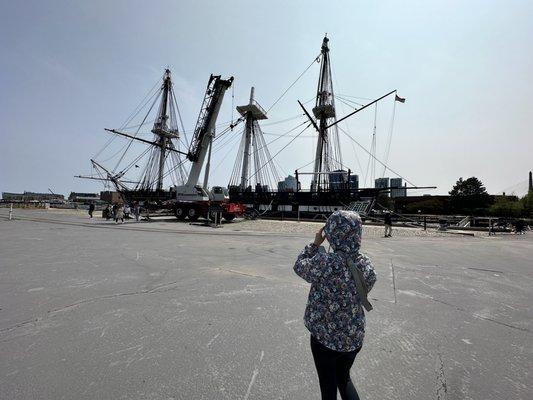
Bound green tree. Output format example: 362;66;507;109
404;198;450;214
489;196;522;217
520;191;533;218
449;177;491;213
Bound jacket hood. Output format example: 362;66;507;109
324;210;362;254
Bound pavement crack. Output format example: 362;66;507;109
467;267;504;274
430;298;529;333
435;353;447;399
220;268;267;279
48;281;182;315
472;314;530;333
0;318;40;334
391;259;397;304
0;281;183;336
430;298;466;312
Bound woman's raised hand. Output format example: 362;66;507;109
313;226;326;246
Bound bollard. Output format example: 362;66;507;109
423;216;427;231
9;203;13;220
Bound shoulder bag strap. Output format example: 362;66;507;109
346;257;373;312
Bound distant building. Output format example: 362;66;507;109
277;175;298;192
349;174;359;190
1;191;64;202
2;192;24;201
329;170;348;190
100;191;124;204
374;177;389;189
328;170;359;190
68;192;100;202
390;178;407;198
254;183;270;193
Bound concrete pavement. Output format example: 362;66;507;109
0;209;531;399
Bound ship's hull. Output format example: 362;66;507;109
229;188;379;218
117;189;176;212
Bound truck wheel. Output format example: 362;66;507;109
223;213;235;222
244;209;259;220
175;206;186;220
188;207;199;221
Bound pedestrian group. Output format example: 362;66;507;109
94;201;141;223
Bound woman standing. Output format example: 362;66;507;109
294;210;376;400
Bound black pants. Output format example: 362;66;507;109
311;335;361;400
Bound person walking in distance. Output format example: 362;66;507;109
294;210;377;400
133;201;141;222
115;204;125;224
88;202;95;219
384;211;393;237
123;203;131;219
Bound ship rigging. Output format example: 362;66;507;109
77;69;190;203
77;35;435;219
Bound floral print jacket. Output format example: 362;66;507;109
293;211;377;352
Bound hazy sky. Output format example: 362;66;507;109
1;0;532;197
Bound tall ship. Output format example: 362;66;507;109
79;36;432;220
227;36;427;218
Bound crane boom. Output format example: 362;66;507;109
171;74;244;221
175;75;233;201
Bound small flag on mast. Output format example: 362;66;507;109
395;94;406;103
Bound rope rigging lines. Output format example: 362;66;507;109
111;91;161;177
381;100;397;178
244;122;312;185
83;40;414;195
336;123;415;186
265;54;321;114
229;118;285;191
90;70;189;192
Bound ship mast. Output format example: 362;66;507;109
151;69;179;191
229;87;279;192
101;69;187;192
311;36;342;191
239;87;267;190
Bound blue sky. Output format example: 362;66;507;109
1;0;532;196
